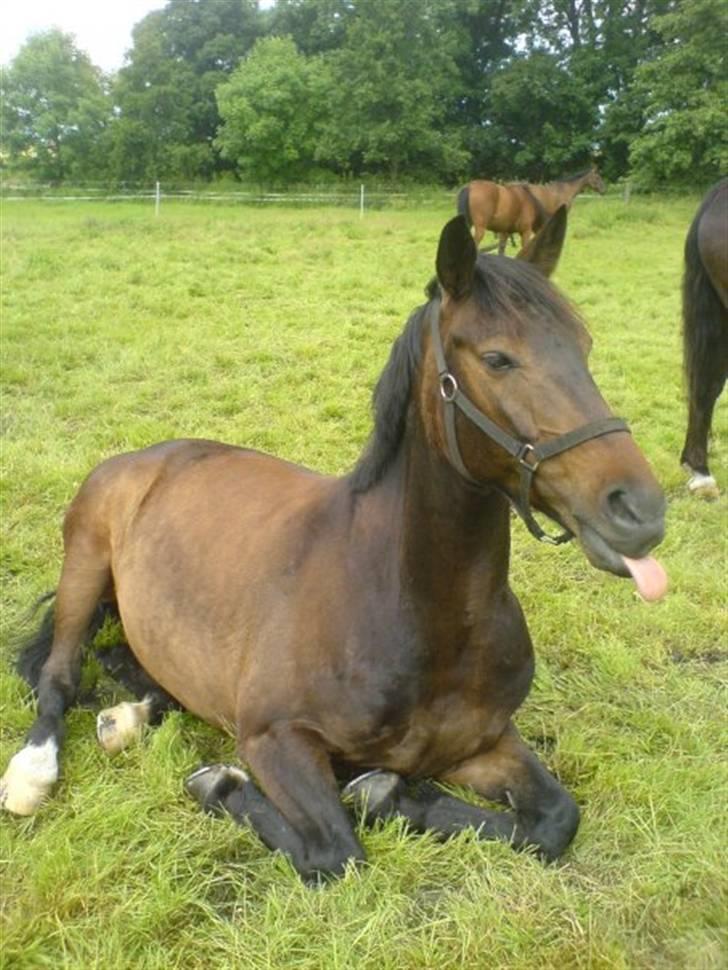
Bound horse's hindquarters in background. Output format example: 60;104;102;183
680;179;728;498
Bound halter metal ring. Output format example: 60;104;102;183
440;373;459;402
517;443;541;471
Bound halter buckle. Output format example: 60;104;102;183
517;443;540;472
439;373;459;402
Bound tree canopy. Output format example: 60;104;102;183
1;30;109;182
1;0;724;188
628;0;728;186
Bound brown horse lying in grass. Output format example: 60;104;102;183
1;209;667;883
458;166;606;253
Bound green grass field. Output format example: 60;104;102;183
1;196;726;969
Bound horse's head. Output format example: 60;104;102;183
586;166;606;194
428;210;666;599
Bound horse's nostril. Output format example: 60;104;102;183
606;488;642;526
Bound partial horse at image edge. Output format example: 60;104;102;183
680;178;728;498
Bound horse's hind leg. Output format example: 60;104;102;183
95;643;180;756
0;519;111;815
439;723;580;861
681;362;726;498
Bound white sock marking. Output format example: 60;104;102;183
0;737;59;816
687;472;719;498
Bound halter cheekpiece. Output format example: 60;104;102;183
429;305;630;544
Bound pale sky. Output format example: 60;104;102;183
1;0;169;72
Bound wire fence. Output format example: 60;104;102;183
0;182;456;212
1;181;633;219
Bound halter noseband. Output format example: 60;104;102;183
429;306;630;545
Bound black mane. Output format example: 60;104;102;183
349;300;430;493
349;257;580;493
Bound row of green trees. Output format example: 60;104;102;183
1;0;726;188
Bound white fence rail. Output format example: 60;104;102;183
1;182;621;212
1;183;432;213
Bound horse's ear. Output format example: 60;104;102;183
517;205;567;277
436;216;477;299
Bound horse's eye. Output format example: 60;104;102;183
482;351;515;372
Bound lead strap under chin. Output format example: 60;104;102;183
429;304;630;545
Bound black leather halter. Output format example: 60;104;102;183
429;306;630;545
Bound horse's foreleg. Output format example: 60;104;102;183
497;233;508;255
95;643;180;755
343;770;524;845
1;550;111;815
187;725;366;882
185;763;309;872
439;723;579;861
241;726;366;880
519;230;533;251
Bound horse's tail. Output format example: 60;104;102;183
456;185;472;230
15;592;119;691
682;186;727;416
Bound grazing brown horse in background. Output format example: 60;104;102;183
680;178;728;498
458;166;606;253
1;209;667;883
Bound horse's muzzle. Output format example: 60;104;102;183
602;482;666;552
576;481;667;599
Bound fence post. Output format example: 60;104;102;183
360;183;364;219
155;181;161;216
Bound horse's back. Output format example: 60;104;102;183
67;439;320;540
75;438;338;575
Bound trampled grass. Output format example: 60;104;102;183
1;196;726;969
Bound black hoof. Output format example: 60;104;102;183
184;763;249;813
341;769;404;821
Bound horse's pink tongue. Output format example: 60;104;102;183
622;555;668;602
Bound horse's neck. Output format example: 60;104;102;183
347;421;515;679
544;176;588;208
397;430;512;607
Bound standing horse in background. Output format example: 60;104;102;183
1;209;667;884
458;166;606;254
680;179;728;499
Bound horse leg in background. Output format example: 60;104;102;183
681;361;726;499
186;725;366;883
0;536;112;815
680;181;728;498
438;723;579;861
497;233;508;255
518;230;533;252
95;643;181;755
